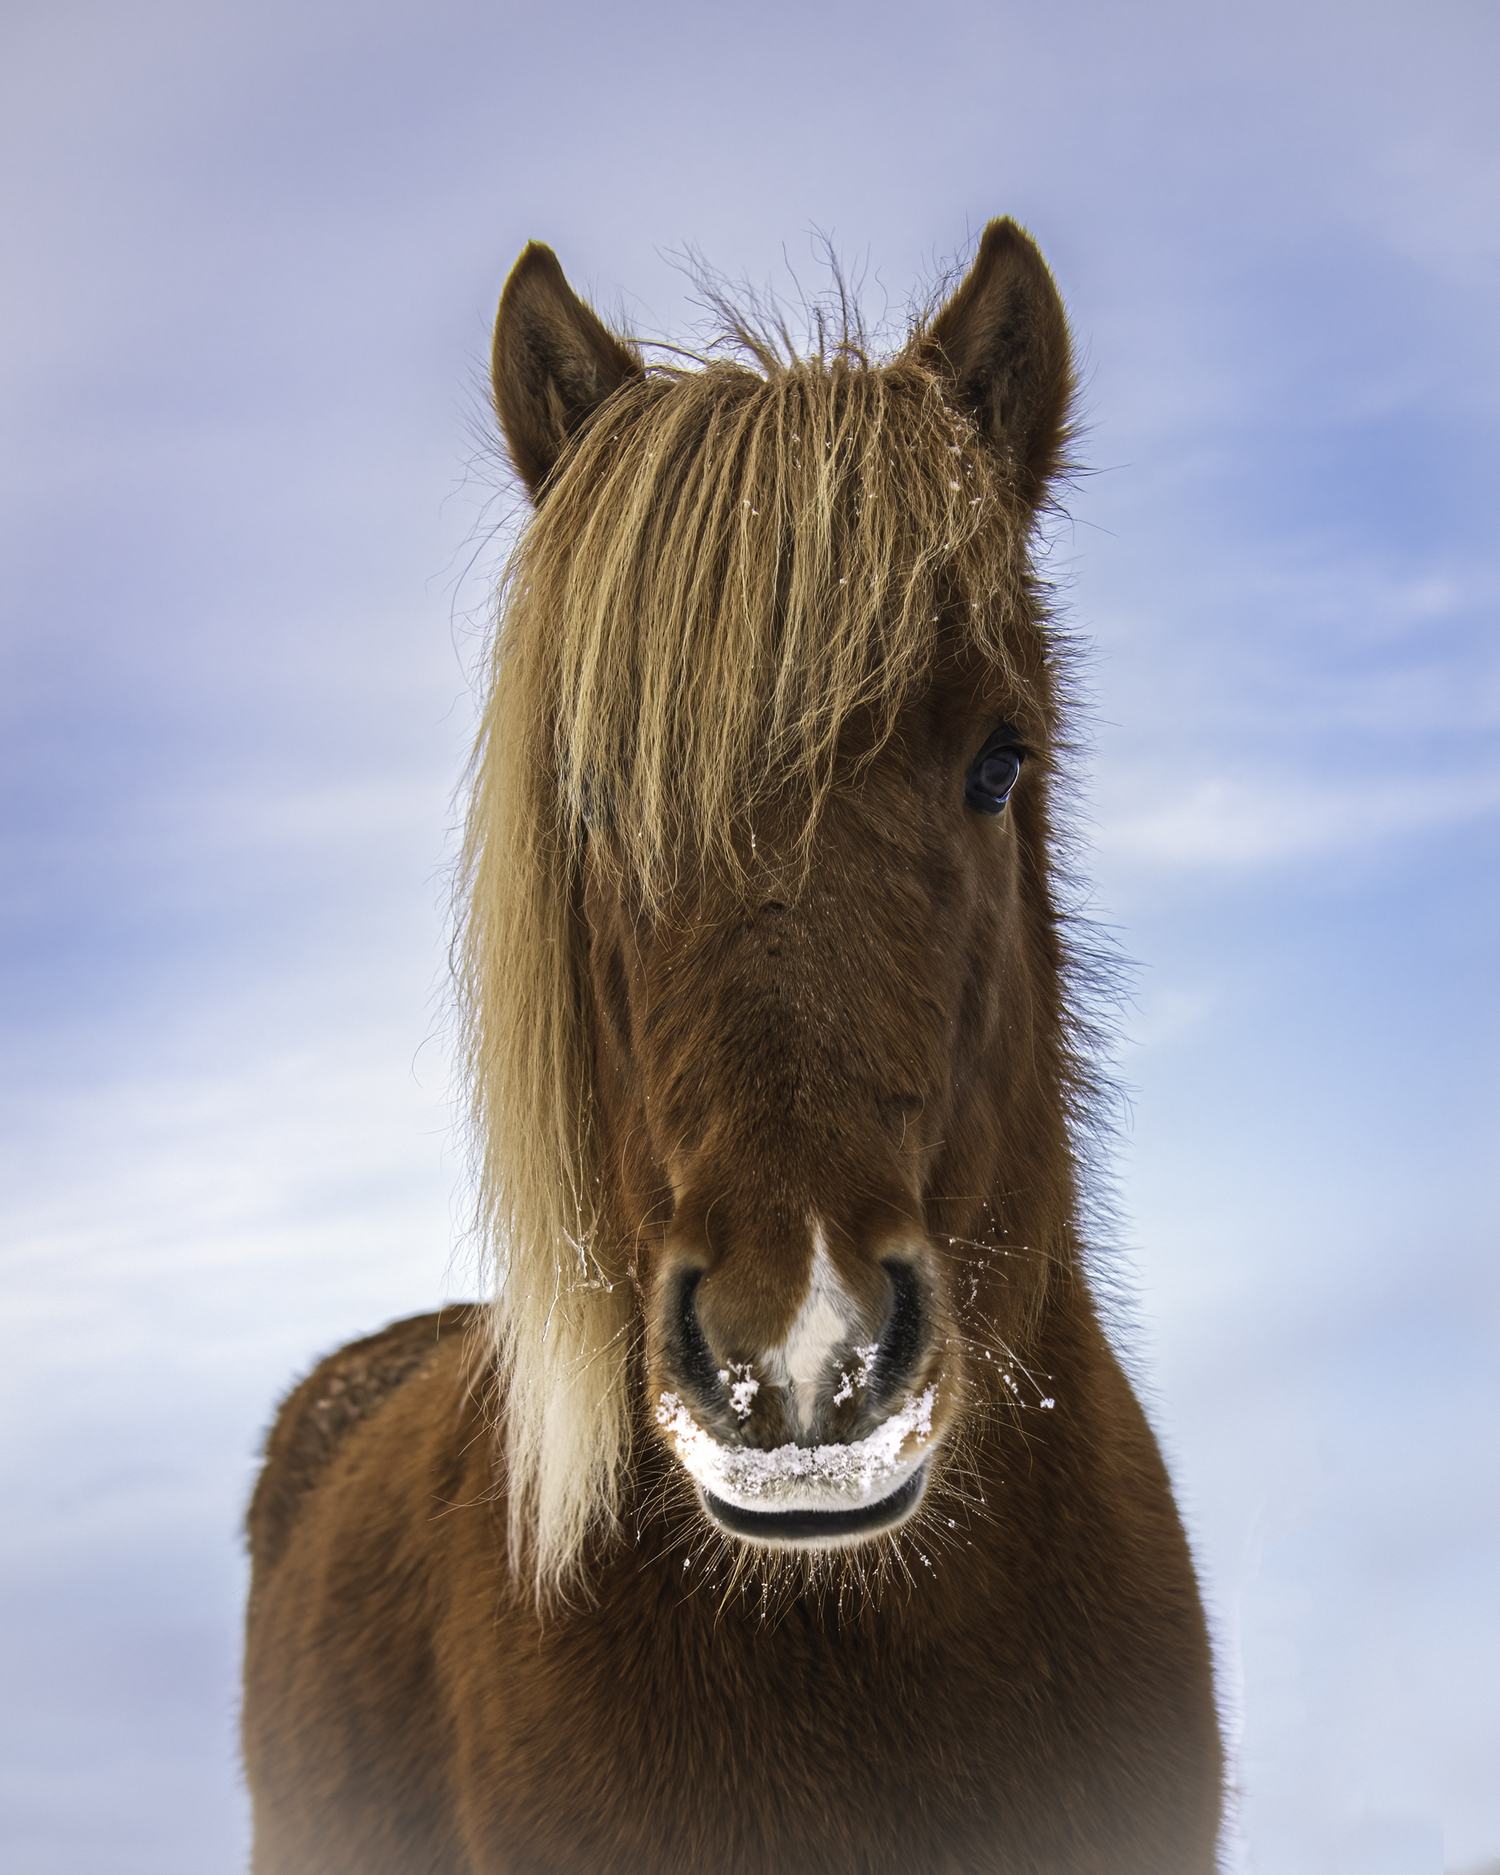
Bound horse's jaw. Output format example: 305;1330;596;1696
656;1386;937;1548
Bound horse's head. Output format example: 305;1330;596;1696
469;223;1079;1588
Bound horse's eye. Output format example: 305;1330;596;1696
964;733;1024;815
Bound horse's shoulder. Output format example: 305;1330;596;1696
247;1305;488;1576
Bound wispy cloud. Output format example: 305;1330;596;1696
1100;767;1500;871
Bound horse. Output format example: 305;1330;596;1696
242;217;1225;1873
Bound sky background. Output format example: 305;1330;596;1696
2;2;1497;1871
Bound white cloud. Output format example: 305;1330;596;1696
1099;767;1500;872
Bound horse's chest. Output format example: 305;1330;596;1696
446;1580;1016;1874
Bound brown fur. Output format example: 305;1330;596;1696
244;219;1224;1871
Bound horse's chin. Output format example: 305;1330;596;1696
700;1461;929;1548
657;1384;940;1549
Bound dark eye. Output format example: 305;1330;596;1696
964;732;1024;815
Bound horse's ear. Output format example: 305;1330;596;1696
492;243;644;501
917;219;1073;507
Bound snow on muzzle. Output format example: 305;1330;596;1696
656;1386;937;1546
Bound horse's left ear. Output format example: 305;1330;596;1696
492;242;644;502
916;219;1074;507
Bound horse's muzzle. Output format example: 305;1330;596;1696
655;1384;938;1547
700;1462;929;1546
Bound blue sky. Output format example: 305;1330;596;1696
2;3;1497;1870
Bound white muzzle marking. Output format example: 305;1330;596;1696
764;1229;858;1433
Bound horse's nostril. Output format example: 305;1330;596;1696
869;1261;925;1402
671;1269;722;1406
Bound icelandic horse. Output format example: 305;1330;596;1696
242;218;1224;1872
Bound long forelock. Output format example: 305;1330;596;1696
523;342;1035;907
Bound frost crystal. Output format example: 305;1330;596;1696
656;1385;937;1511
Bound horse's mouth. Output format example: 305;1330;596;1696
700;1462;929;1547
657;1385;939;1548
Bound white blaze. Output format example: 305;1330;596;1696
765;1229;859;1432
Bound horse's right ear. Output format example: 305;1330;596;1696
915;219;1073;508
492;243;644;502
